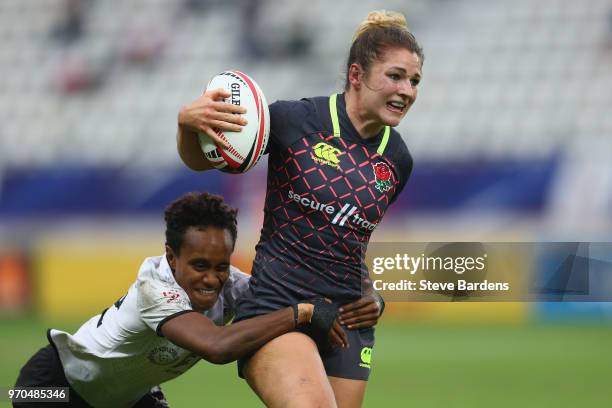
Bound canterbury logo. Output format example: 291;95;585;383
360;347;372;369
311;142;342;168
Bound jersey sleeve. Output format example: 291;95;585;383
389;134;414;204
220;265;251;324
267;99;315;152
137;276;193;335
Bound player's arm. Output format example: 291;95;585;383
176;88;248;171
176;127;213;171
338;290;385;329
160;302;347;364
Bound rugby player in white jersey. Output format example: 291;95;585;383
13;192;355;408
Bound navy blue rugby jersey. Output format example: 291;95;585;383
236;93;412;318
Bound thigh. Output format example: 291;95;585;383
242;332;337;408
328;377;368;408
321;328;375;407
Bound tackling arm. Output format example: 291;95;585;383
160;307;295;364
338;289;385;329
160;302;345;364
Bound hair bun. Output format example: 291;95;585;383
353;10;409;41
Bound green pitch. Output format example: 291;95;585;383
1;318;611;407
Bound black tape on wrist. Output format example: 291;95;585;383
303;298;338;352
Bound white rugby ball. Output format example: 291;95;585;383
198;70;270;173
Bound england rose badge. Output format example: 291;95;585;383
373;162;392;192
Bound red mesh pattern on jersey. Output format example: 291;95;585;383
257;132;400;290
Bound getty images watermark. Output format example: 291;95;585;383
364;242;612;301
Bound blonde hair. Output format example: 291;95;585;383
352;10;409;42
345;10;424;90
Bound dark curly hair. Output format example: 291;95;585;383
164;192;238;255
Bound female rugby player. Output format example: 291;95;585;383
14;192;343;408
176;10;423;407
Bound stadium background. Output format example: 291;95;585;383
1;0;612;406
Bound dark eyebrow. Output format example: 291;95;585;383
389;66;421;79
189;257;209;264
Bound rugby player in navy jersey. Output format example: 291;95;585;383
176;10;423;408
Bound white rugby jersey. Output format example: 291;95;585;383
48;255;250;408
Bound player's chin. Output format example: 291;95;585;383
380;113;402;127
190;290;219;311
381;108;406;127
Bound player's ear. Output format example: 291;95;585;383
348;63;363;90
165;244;177;272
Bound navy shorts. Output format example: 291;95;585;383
322;327;375;380
237;326;375;381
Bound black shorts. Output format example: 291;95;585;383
14;340;169;408
13;344;92;408
237;327;375;381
